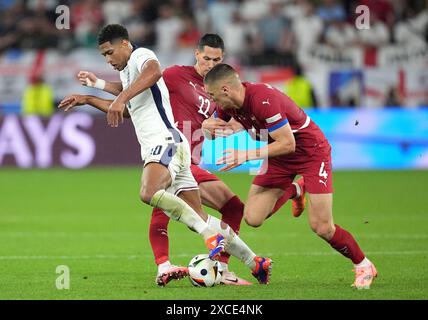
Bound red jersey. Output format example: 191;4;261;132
163;65;215;164
216;82;328;164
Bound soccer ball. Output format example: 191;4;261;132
188;254;223;287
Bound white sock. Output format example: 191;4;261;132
207;215;257;270
354;257;372;268
150;189;215;240
158;260;172;275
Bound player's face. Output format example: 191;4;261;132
205;83;235;110
195;46;224;77
99;40;129;71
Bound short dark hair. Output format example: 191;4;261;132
97;24;129;45
198;34;224;51
204;63;236;84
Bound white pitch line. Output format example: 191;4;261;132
0;250;427;261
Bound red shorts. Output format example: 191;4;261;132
252;140;334;194
190;164;220;184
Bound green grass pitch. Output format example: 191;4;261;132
0;168;427;300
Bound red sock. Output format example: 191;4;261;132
271;183;297;214
328;224;365;264
218;196;245;264
149;208;170;265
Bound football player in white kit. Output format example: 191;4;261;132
58;24;273;285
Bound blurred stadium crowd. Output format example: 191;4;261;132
0;0;428;113
1;0;427;65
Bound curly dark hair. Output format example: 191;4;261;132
97;24;129;45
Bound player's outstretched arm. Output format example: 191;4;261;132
216;123;295;172
77;71;123;96
58;94;130;118
107;60;162;127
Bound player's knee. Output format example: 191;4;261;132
310;222;334;240
244;214;263;228
140;187;156;205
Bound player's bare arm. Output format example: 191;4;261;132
77;71;123;96
216;123;295;172
58;94;130;118
107;59;162;127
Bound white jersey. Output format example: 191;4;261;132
119;47;182;159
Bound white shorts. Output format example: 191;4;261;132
143;140;198;195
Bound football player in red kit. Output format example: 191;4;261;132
202;64;378;290
75;35;278;286
153;34;280;286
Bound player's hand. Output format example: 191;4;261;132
107;98;125;127
77;71;98;87
58;94;87;112
216;149;248;172
202;118;234;137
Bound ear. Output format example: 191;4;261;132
221;85;229;95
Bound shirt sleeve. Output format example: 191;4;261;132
252;93;289;133
132;48;159;73
162;66;178;93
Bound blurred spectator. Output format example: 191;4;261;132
257;1;289;51
170;0;191;16
325;19;357;49
240;0;269;23
177;15;201;48
283;0;306;22
18;10;59;49
284;63;318;109
292;0;323;52
22;72;54;116
208;0;237;35
102;0;131;25
71;0;104;48
0;10;19;52
222;11;248;58
191;0;211;34
155;3;183;53
248;1;295;66
317;0;346;24
394;4;428;47
122;0;157;47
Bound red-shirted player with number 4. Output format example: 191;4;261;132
202;63;378;290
